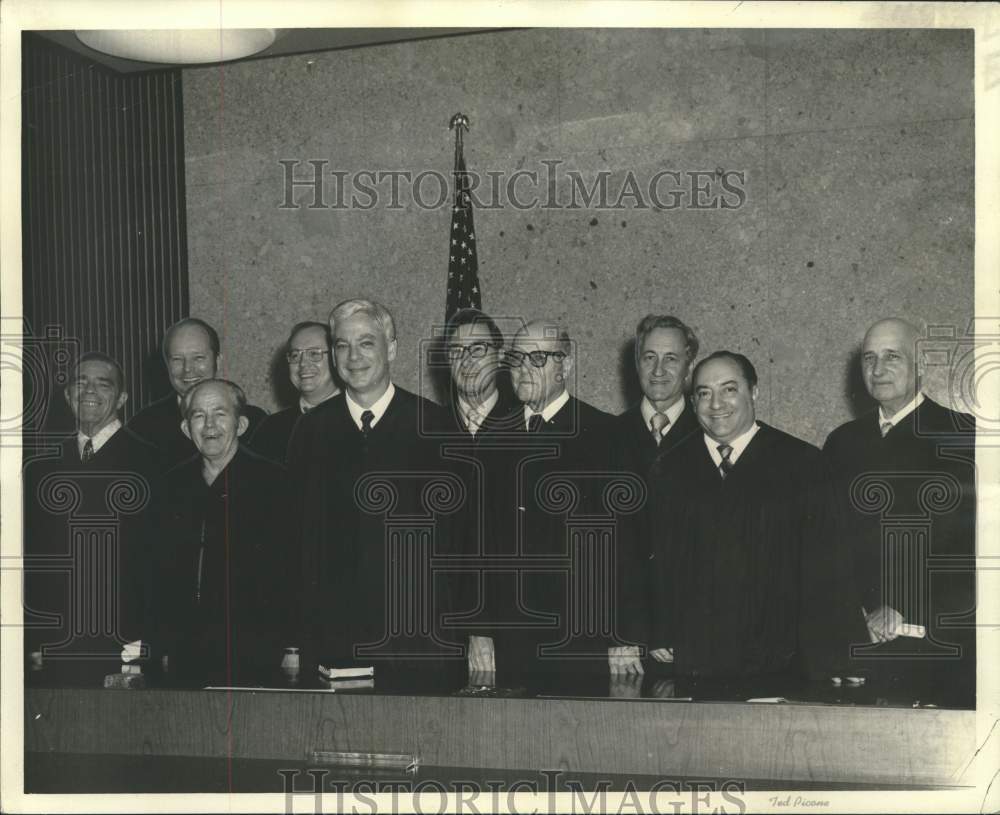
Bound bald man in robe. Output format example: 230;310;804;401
479;318;616;680
823;318;976;700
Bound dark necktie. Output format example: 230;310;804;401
717;444;734;479
81;438;95;463
528;413;544;433
650;412;670;444
361;410;375;437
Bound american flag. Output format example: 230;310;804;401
445;150;481;322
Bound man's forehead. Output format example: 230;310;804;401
291;326;326;346
75;360;117;380
513;323;561;347
169;325;213;352
641;327;686;352
190;385;236;410
453;322;494;343
862;320;918;351
694;359;746;387
334;313;379;337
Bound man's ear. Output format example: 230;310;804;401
63;386;73;409
236;415;250;437
180;419;192;441
561;354;575;377
915;348;927;382
751;384;759;404
387;338;398;364
212;353;223;377
116;391;129;412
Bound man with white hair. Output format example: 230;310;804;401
152;378;292;683
824;318;976;699
288;299;460;676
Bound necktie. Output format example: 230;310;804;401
466;407;481;436
528;413;544;433
81;438;95;463
650;412;670;444
880;420;893;438
717;444;734;479
361;410;375;437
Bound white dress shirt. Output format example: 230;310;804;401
640;396;686;439
346;383;396;431
458;389;499;436
77;419;122;459
878;392;925;432
523;389;570;430
704;421;760;469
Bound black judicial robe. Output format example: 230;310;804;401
249;405;301;464
610;403;701;647
823;398;976;693
128;392;267;472
435;390;525;648
288;388;462;671
23;427;160;676
492;396;615;675
152;445;292;683
649;423;864;679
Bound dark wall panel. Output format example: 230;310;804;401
21;33;188;429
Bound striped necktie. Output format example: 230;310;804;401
717;444;734;478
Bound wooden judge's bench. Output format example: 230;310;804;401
24;664;978;794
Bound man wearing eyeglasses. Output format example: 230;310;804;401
251;321;340;464
440;309;522;679
500;319;615;680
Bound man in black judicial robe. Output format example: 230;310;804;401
23;353;159;681
823;318;976;699
485;318;615;680
433;308;523;677
648;351;866;680
128;318;266;471
288;300;462;678
609;315;702;674
250;321;339;464
152;379;292;684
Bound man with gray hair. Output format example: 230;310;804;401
152;378;293;683
609;315;702;675
487;317;614;681
824;317;976;699
288;299;460;676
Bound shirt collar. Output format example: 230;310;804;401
523;389;570;429
345;383;395;431
300;388;339;414
458;389;499;434
704;421;760;467
640;396;686;433
77;418;122;458
878;392;925;428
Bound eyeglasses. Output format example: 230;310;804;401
447;341;500;361
286;348;330;364
505;349;567;368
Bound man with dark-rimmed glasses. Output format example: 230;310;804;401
251;321;339;464
494;318;614;683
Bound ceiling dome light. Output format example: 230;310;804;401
75;29;277;65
